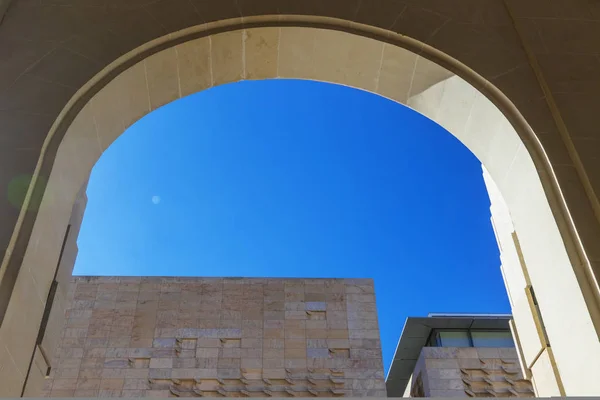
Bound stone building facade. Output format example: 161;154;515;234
386;315;534;398
407;346;534;398
41;276;385;397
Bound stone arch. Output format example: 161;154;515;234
3;16;600;396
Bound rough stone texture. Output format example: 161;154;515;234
41;277;386;397
409;347;534;398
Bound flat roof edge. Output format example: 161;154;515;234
427;313;512;318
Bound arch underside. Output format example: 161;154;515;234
0;4;599;396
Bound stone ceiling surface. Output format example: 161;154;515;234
0;0;600;329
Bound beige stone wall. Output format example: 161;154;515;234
482;166;564;396
23;182;88;397
41;277;385;397
408;347;534;398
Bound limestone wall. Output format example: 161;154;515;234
482;166;564;396
41;276;385;397
409;347;534;398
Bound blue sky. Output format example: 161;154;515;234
74;79;510;373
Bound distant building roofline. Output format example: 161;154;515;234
385;313;513;397
427;312;512;318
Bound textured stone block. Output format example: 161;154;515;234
425;358;461;369
148;369;171;379
350;348;382;359
217;358;240;368
79;368;103;379
305;293;327;302
149;358;172;368
50;389;76;397
284;348;306;358
427;368;462;380
152;338;175;348
476;347;501;358
284;358;307;368
347;294;376;303
264;311;285;319
457;357;485;369
284;311;307;320
328;339;350;349
172;358;197;368
97;389;122;397
284;339;305;349
263;358;285;369
196;347;219;358
305;301;327;311
76;378;101;390
284;328;306;339
217;368;241;379
264;328;285;339
240;358;262;368
52;379;78;390
122;379;150;390
103;359;129;369
262;368;287;379
242;309;264;319
307;348;330;358
121;389;145;397
263;348;284;359
241;338;261;348
242;320;262;329
151;348;176;358
240;348;262;358
99;378;124;390
306;320;327;329
306;329;328;339
349;329;379;339
101;369;122;379
220;347;241;358
284;319;305;329
196;338;221;348
327;319;348;329
124;369;149;379
107;337;131;347
328;329;349;339
104;348;129;358
264;339;285;349
74;389;99;396
307;339;328;348
348;319;379;330
57;348;84;359
285;301;305;311
54;368;79;378
264;301;284;311
57;358;82;369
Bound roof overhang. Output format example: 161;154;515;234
385;314;512;397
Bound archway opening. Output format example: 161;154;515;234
71;79;510;377
6;22;599;398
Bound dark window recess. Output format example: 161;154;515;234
426;328;515;348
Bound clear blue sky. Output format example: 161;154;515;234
73;79;510;373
